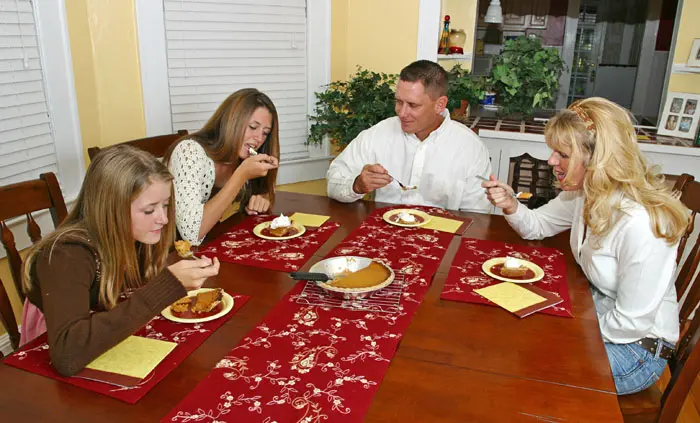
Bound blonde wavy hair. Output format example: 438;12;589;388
545;97;688;245
23;145;176;309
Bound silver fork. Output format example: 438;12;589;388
389;174;417;191
476;175;528;199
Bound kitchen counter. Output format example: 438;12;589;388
459;116;700;157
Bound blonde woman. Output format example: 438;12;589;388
164;88;280;246
21;145;220;376
482;97;688;395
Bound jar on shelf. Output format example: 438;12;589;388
448;29;466;54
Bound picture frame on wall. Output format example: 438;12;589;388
688;39;700;67
658;92;700;139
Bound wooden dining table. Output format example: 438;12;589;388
0;192;623;422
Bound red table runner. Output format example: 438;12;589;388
198;215;340;272
2;294;250;404
163;206;457;423
440;238;573;317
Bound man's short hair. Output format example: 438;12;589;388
399;60;448;99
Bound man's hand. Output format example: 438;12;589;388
352;164;393;195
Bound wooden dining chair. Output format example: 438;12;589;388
0;275;19;356
87;129;188;161
0;172;68;352
617;173;700;423
508;153;559;209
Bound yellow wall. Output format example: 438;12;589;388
65;0;147;164
331;0;420;81
669;0;700;94
439;0;478;71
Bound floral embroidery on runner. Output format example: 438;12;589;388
4;295;250;403
440;238;573;317
163;206;456;423
198;215;340;272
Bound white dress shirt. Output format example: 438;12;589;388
326;111;492;212
505;190;680;344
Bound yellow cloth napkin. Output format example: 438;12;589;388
85;336;177;379
474;282;546;313
219;201;241;222
423;216;464;234
289;212;330;227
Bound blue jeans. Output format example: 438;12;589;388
604;341;669;395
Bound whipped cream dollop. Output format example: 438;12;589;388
504;256;522;269
398;211;416;223
270;214;291;229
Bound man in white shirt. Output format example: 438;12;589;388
326;60;492;213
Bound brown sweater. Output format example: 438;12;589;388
26;237;187;377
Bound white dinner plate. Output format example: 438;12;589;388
161;288;234;323
252;221;306;240
481;257;544;284
382;209;432;228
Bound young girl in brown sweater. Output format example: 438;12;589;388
21;145;220;376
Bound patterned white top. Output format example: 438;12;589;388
168;139;215;245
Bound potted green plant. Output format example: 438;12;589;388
489;36;566;118
308;67;397;151
447;64;487;118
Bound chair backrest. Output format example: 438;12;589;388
509;153;559;209
652;173;700;423
87;129;189;161
0;173;68;351
0;275;19;354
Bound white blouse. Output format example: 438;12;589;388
505;190;680;344
326;111;492;213
168;139;215;245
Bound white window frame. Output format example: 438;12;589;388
23;0;84;199
135;0;332;185
0;0;84;259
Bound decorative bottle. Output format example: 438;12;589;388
438;15;451;54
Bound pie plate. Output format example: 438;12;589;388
309;256;395;300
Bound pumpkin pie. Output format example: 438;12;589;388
170;288;223;315
328;261;392;289
499;256;528;278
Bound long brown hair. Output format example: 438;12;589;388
23;145;176;309
165;88;280;207
545;97;688;245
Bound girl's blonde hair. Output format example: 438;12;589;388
164;88;280;209
23;145;176;309
545;97;688;245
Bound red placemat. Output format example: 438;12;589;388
2;293;250;404
162;206;457;423
440;238;573;317
198;215;340;272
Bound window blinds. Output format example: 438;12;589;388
163;0;310;161
0;0;58;186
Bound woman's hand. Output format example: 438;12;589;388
245;194;271;215
167;256;220;290
235;154;279;181
482;174;519;215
